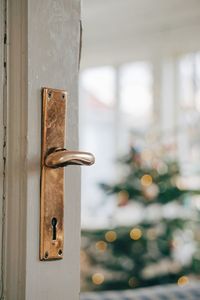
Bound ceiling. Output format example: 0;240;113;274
81;0;200;68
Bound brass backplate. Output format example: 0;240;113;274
40;87;67;260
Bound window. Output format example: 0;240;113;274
120;62;153;125
119;62;153;153
79;62;153;228
178;53;200;175
179;53;200;111
79;67;116;229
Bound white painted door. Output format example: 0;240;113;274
0;0;82;299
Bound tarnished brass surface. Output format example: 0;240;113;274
45;148;95;168
40;87;66;260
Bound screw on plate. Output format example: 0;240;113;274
48;91;52;99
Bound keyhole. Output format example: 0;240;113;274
51;217;57;240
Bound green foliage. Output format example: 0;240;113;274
99;147;190;205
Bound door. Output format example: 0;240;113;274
1;0;83;299
0;0;5;297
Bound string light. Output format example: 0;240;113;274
141;174;152;187
177;276;189;286
92;273;105;285
130;228;142;240
143;183;159;200
105;231;117;242
146;228;157;240
128;277;137;288
157;162;168;175
95;241;107;252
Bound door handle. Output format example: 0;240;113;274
45;148;95;168
40;87;95;261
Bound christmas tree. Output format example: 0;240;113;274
81;146;200;292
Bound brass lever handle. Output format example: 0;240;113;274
45;148;95;168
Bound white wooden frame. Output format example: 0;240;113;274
3;0;81;299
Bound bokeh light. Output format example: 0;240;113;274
157;162;168;175
146;228;157;240
105;230;117;242
128;277;138;288
141;174;152;187
92;273;105;285
130;228;142;240
95;241;107;252
118;190;129;206
177;276;189;286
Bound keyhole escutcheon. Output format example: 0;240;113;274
51;217;57;240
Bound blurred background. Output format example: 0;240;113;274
79;0;200;295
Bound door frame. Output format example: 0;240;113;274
0;0;6;297
2;0;81;299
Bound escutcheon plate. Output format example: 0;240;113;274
40;87;67;260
